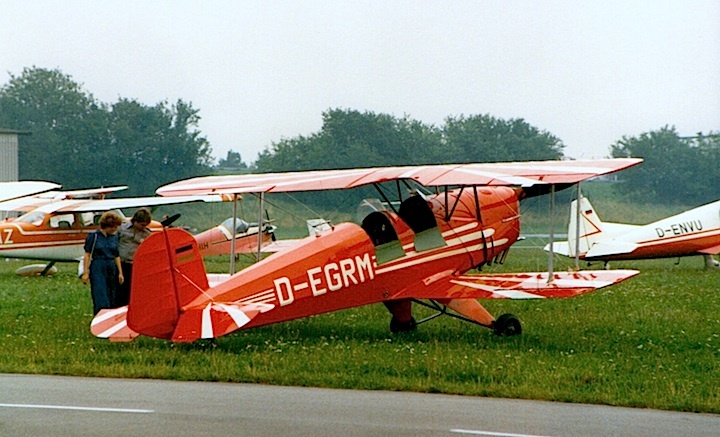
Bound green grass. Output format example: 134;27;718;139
1;248;718;413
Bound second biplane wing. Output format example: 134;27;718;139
392;269;639;300
155;158;643;196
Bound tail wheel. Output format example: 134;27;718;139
493;313;521;336
390;316;417;333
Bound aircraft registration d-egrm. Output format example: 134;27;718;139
91;158;642;343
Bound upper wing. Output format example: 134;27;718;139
0;181;61;203
0;185;129;212
24;195;224;214
391;270;639;300
36;185;128;200
155;158;643;196
0;195;57;212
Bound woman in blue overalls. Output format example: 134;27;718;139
81;211;125;315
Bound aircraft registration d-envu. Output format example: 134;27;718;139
91;158;644;343
548;196;720;268
0;186;230;275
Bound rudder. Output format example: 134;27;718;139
126;228;209;339
567;197;605;257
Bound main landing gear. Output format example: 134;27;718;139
390;316;417;333
492;313;522;336
386;299;522;337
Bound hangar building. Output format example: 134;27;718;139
0;128;20;182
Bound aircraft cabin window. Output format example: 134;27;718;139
398;195;436;233
50;214;75;229
361;211;405;264
81;212;100;227
398;195;446;252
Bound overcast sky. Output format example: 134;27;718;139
2;1;719;164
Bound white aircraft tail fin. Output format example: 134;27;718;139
566;197;606;258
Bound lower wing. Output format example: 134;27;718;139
392;270;639;300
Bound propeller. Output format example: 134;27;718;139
161;213;181;227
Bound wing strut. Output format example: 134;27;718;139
574;183;582;270
256;192;265;261
446;186;465;221
472;186;489;266
373;184;400;214
547;185;555;283
230;194;239;274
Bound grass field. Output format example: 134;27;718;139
1;244;718;413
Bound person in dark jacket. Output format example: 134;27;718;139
81;211;124;315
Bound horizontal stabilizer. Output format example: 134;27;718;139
698;244;720;255
544;241;572;256
207;273;231;288
393;270;639;300
90;307;139;342
585;241;638;258
172;302;273;342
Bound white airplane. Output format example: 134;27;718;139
0;181;60;203
547;197;720;268
0;190;223;275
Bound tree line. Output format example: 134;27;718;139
610;128;720;205
1;67;718;205
0;67;213;196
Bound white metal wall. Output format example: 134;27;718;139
0;132;19;182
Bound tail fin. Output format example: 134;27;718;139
126;228;209;339
565;197;605;257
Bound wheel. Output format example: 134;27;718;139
390;316;417;333
493;313;522;336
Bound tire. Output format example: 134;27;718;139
390;316;417;333
493;313;522;336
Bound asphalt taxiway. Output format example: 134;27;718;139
2;373;718;436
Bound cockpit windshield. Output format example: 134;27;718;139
356;198;387;224
14;211;45;226
221;217;250;233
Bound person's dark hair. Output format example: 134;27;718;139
131;208;152;224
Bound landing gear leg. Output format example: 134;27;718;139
41;261;56;276
385;299;417;333
703;254;720;269
390;316;417;333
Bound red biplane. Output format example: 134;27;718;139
193;217;277;257
91;159;642;342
